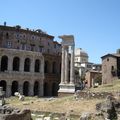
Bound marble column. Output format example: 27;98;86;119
64;46;69;83
20;57;25;73
60;46;65;84
8;56;13;72
70;45;75;84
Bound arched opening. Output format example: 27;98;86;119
0;80;6;91
23;81;29;96
11;81;18;96
35;59;40;72
52;83;59;96
34;81;39;96
52;62;57;74
24;58;30;72
13;57;20;71
44;82;49;96
1;56;8;72
44;61;49;73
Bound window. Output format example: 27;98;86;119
111;66;114;70
21;43;26;50
6;33;9;39
107;58;109;61
54;44;56;48
7;41;12;48
16;34;19;38
30;44;35;51
39;46;43;52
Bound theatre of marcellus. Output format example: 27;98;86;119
0;23;62;97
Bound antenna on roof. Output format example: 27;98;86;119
4;22;6;26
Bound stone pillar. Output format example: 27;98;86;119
20;57;25;72
8;56;13;71
60;46;65;84
19;84;23;95
6;84;11;97
30;58;35;73
39;81;44;97
40;58;44;74
29;82;34;96
64;46;69;83
70;45;75;84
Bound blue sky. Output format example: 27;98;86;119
0;0;120;63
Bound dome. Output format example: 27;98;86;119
75;48;88;57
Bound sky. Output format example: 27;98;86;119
0;0;120;63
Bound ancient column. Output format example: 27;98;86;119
60;46;65;84
64;46;69;83
70;45;75;84
8;56;13;72
20;57;25;73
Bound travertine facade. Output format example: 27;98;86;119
0;24;61;97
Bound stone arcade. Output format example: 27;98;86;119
58;35;75;95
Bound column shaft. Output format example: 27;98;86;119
70;45;75;84
60;46;65;84
65;46;69;83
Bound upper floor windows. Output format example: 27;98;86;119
6;33;9;39
7;41;12;48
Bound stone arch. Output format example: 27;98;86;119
1;55;8;72
11;81;18;96
52;82;59;96
35;59;40;72
34;81;39;96
44;61;50;73
0;80;7;91
13;57;20;71
23;81;29;96
24;58;31;72
52;62;57;74
44;82;49;96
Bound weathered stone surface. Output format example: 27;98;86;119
80;112;91;120
0;105;32;120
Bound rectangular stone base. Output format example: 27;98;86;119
58;83;75;97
